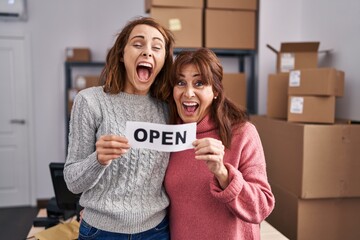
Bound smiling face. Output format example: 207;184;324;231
173;64;216;123
122;24;166;95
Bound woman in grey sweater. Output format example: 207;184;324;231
64;17;174;239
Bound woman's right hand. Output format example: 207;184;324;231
95;135;130;165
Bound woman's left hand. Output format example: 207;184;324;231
193;138;229;189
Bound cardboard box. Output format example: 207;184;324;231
288;96;335;123
267;73;289;119
222;73;247;108
267;42;320;73
267;184;360;240
75;75;100;90
65;48;91;62
206;0;257;10
250;115;360;198
145;0;203;13
150;7;202;48
288;68;345;97
205;9;256;49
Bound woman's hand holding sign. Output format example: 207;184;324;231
95;135;130;165
193;138;229;189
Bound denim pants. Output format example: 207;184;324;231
78;216;170;240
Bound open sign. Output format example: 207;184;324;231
126;121;196;152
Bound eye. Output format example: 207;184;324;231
176;80;186;87
195;80;204;87
133;42;142;48
152;45;162;51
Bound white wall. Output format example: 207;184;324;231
0;0;359;201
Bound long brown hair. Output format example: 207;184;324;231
168;48;249;148
101;16;175;101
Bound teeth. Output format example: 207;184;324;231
138;62;152;68
183;102;198;106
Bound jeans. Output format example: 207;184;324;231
78;216;170;240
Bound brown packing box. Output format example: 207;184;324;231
250;115;360;198
267;42;321;73
65;48;91;62
205;9;256;49
74;75;100;90
267;73;289;119
145;0;203;13
150;7;202;48
267;183;360;240
206;0;257;10
287;95;335;123
288;68;345;96
222;73;247;108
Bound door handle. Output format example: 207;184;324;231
10;119;26;124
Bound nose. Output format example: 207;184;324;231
142;51;152;57
184;86;195;98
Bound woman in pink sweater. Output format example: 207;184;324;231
165;48;275;240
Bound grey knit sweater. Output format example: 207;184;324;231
64;86;170;234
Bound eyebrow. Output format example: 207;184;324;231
130;35;164;43
179;73;201;78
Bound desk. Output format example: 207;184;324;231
27;209;288;240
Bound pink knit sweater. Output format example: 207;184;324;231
164;115;275;240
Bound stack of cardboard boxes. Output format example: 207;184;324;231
250;42;360;239
146;0;257;49
266;42;345;123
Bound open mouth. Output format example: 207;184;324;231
182;102;199;113
137;62;153;81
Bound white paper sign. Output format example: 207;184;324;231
125;121;196;152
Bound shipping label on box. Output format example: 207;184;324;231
280;53;295;72
289;96;304;114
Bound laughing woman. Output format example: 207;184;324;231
165;48;275;240
64;17;174;240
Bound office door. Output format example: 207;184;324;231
0;36;32;207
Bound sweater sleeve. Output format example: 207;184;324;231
209;122;275;224
64;91;107;194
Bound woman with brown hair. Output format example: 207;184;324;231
165;48;275;240
64;17;174;239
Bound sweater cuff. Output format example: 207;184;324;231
210;163;244;203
